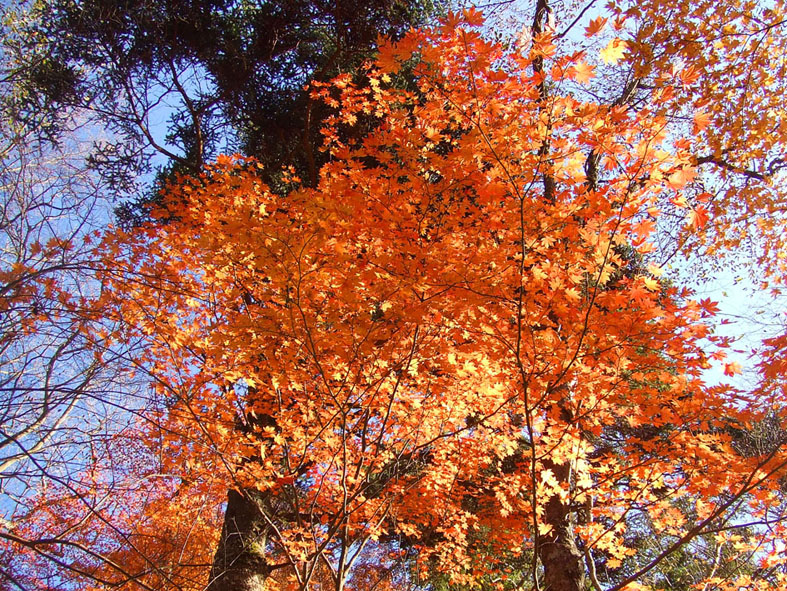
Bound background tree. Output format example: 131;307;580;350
0;8;154;589
8;0;443;211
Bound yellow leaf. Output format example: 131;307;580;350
600;39;627;65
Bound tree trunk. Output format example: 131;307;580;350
538;459;585;591
207;489;269;591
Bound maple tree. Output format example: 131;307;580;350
4;1;787;590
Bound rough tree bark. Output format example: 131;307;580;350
538;458;586;591
207;489;269;591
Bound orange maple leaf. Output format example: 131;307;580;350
585;16;608;37
688;205;710;229
572;61;595;84
693;110;712;134
667;167;697;189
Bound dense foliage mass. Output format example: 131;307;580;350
3;1;787;591
5;0;441;202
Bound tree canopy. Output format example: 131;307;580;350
6;0;441;205
3;1;787;591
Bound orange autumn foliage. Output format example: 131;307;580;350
7;3;787;591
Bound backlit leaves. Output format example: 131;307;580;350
8;4;787;591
